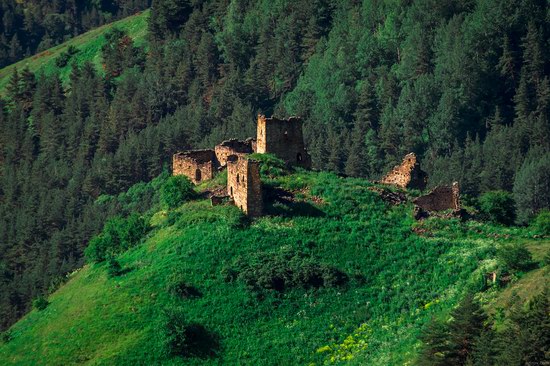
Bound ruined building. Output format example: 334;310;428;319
172;115;312;216
256;115;312;168
380;153;427;190
214;138;255;167
414;182;461;212
172;150;217;184
227;155;263;217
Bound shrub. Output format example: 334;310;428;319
161;175;195;209
228;248;348;293
167;270;201;299
531;210;550;236
85;213;149;263
479;191;516;225
32;296;49;311
159;306;188;357
106;257;123;277
497;243;535;272
0;331;12;344
158;306;219;359
54;45;79;68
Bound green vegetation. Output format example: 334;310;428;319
479;191;516;226
31;297;49;311
160;176;196;209
0;0;549;362
0;10;149;93
0;170;547;365
531;210;550;236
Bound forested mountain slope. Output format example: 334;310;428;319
0;0;549;349
0;0;151;68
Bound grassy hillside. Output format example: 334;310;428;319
0;10;149;94
0;166;547;365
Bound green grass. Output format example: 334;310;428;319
0;170;548;365
0;10;149;95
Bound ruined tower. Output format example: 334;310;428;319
172;150;217;184
214;138;255;167
256;114;311;169
227;155;263;217
380;153;427;190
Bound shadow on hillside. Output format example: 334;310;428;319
264;186;325;218
183;324;221;359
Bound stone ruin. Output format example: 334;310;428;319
227;155;263;217
379;153;427;190
256;114;312;169
172;115;312;216
214;138;255;167
172;150;217;184
376;153;464;219
413;182;461;212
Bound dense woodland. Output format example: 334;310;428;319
0;0;549;341
0;0;151;68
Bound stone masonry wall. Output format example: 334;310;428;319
413;182;460;212
214;139;254;167
172;150;216;184
256;114;312;169
227;155;263;217
380;153;427;190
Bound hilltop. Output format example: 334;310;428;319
0;163;547;365
0;10;149;93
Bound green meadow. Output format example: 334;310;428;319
1;166;547;365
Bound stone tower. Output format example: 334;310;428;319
256;114;311;168
227;155;263;217
379;153;427;190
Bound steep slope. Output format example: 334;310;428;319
1;169;547;365
0;10;149;93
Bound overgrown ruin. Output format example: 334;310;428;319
227;155;263;217
172;115;311;216
214;138;255;167
380;153;427;190
414;182;461;212
256;115;312;169
172;150;217;184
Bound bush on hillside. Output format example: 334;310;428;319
167;270;201;299
158;306;219;359
531;210;550;236
479;191;516;225
32;296;49;311
106;257;123;277
85;213;149;263
160;176;195;209
497;243;535;272
0;331;12;344
226;248;348;293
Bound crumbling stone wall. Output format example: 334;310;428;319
380;153;427;190
227;155;263;217
172;150;216;184
214;138;255;167
414;182;460;211
256;114;312;168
